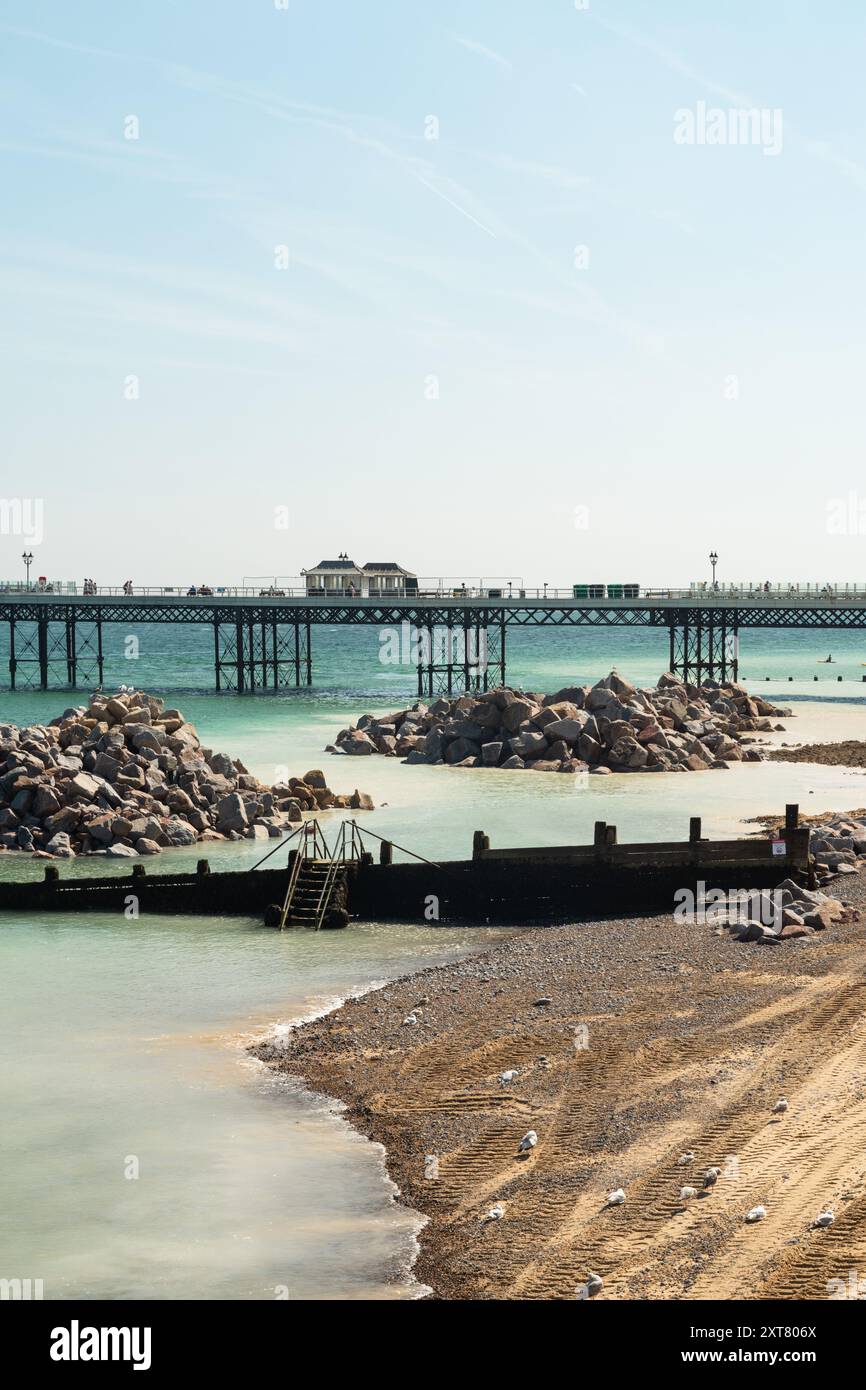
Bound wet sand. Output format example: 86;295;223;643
255;878;866;1301
770;741;866;768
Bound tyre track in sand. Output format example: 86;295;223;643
481;973;866;1298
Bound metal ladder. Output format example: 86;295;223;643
279;821;363;930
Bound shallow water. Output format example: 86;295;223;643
2;629;866;1299
0;910;513;1300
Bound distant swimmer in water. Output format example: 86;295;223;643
818;654;833;663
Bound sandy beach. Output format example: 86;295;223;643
771;741;866;768
256;865;866;1301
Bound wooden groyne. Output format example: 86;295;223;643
0;807;811;926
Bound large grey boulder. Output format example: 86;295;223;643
162;819;198;846
444;737;480;764
92;752;122;782
215;792;248;833
501;700;536;733
67;771;104;801
342;731;375;755
423;729;446;760
45;831;74;857
544;716;585;745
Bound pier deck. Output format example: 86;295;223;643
3;588;866;692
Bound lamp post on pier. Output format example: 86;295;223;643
709;551;718;589
22;551;33;589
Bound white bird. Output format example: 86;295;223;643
813;1210;834;1228
677;1152;695;1166
576;1272;603;1299
703;1166;722;1189
605;1188;626;1207
680;1186;698;1201
518;1130;537;1153
402;1012;418;1026
480;1202;505;1223
745;1205;767;1223
499;1069;519;1085
772;1097;789;1114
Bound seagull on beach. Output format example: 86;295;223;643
680;1186;698;1201
605;1188;626;1207
813;1210;835;1228
518;1130;538;1153
480;1203;505;1223
703;1167;722;1189
772;1097;789;1114
499;1069;519;1085
576;1272;603;1299
745;1205;767;1223
677;1152;695;1166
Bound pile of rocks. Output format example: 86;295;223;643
330;671;789;774
711;878;859;946
0;688;373;859
807;815;866;884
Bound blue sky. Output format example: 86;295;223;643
3;1;866;586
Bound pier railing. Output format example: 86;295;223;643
3;581;866;603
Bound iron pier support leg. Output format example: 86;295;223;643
416;623;433;698
66;613;76;687
38;613;48;690
9;619;16;690
500;612;506;688
305;622;312;685
235;614;244;692
247;617;255;691
96;616;104;687
213;620;221;691
294;621;301;687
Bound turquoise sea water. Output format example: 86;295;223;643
2;625;866;1300
4;620;866;696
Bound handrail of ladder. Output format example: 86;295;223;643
315;817;355;928
278;821;326;929
313;821;347;930
278;824;311;930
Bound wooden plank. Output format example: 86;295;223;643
479;836;808;866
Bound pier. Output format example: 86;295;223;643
0;808;812;926
3;586;866;694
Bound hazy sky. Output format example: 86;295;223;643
3;1;866;587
